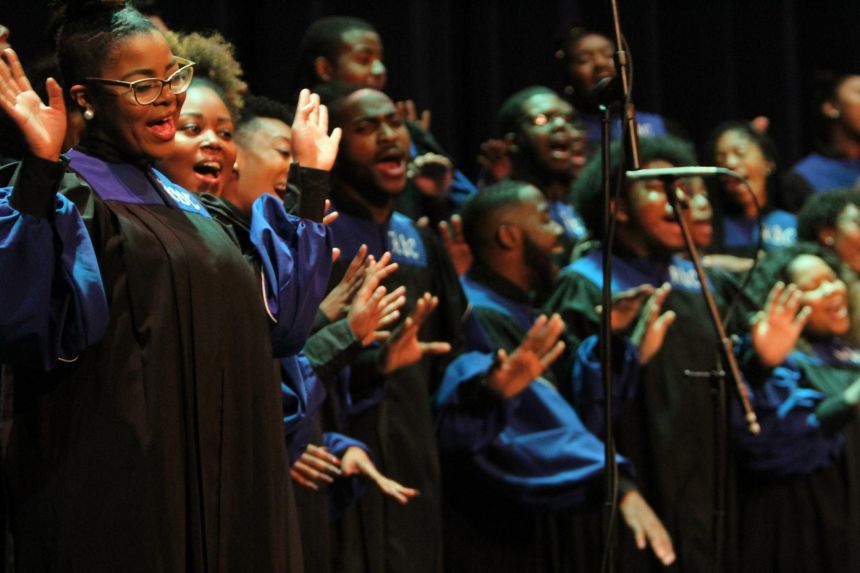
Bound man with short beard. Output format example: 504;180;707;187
498;86;590;259
544;136;753;572
320;84;467;573
435;179;676;572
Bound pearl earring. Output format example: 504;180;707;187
83;109;95;120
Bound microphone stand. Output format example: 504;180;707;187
660;176;759;573
599;103;617;573
599;2;638;571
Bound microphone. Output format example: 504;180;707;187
625;166;742;179
590;76;623;106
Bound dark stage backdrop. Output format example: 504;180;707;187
4;1;860;177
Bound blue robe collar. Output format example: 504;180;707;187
565;249;708;292
329;207;428;267
66;149;210;217
461;271;534;331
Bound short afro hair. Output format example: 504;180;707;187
459;179;536;260
235;95;295;143
796;189;860;242
574;136;697;238
297;16;378;89
164;30;248;117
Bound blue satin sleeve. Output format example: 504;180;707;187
471;380;630;510
732;357;844;479
0;181;108;370
324;432;372;519
570;335;641;437
434;352;521;453
436;351;631;510
323;432;370;457
250;193;333;356
281;353;327;464
449;168;478;205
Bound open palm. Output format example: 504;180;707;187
0;49;67;161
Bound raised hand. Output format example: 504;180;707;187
476;138;511;183
0;49;67;161
341;446;419;504
631;283;676;365
291;88;341;171
416;214;472;277
380;292;451;374
594;284;655;333
319;244;371;322
347;252;406;346
437;214;473;276
322;199;339;226
486;313;567;399
290;444;342;491
751;282;811;368
619;490;676;566
408;152;453;199
395;99;431;132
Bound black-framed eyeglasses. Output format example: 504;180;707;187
86;57;196;105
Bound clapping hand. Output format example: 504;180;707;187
290;444;342;491
751;282;811;368
417;214;473;277
347;252;406;346
486;314;567;399
631;283;676;365
380;292;451;374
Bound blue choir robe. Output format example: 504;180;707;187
0;148;331;572
731;338;860;573
543;248;750;573
718;209;797;258
434;266;637;572
324;195;469;573
791;152;860;193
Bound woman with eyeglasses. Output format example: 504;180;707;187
0;1;336;570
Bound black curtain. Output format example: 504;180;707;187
4;0;860;176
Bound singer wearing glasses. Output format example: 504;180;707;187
0;1;335;570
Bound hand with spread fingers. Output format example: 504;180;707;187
631;283;677;365
619;490;677;566
319;244;372;322
486;313;567;399
751;281;811;368
380;292;451;374
437;214;473;276
347;252;406;346
476;138;512;183
322;199;339;226
290;444;343;491
341;446;419;505
416;214;472;277
395;99;431;132
408;152;453;199
0;48;66;161
595;284;656;333
291;88;341;171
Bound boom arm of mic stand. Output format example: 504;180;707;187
661;176;761;436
